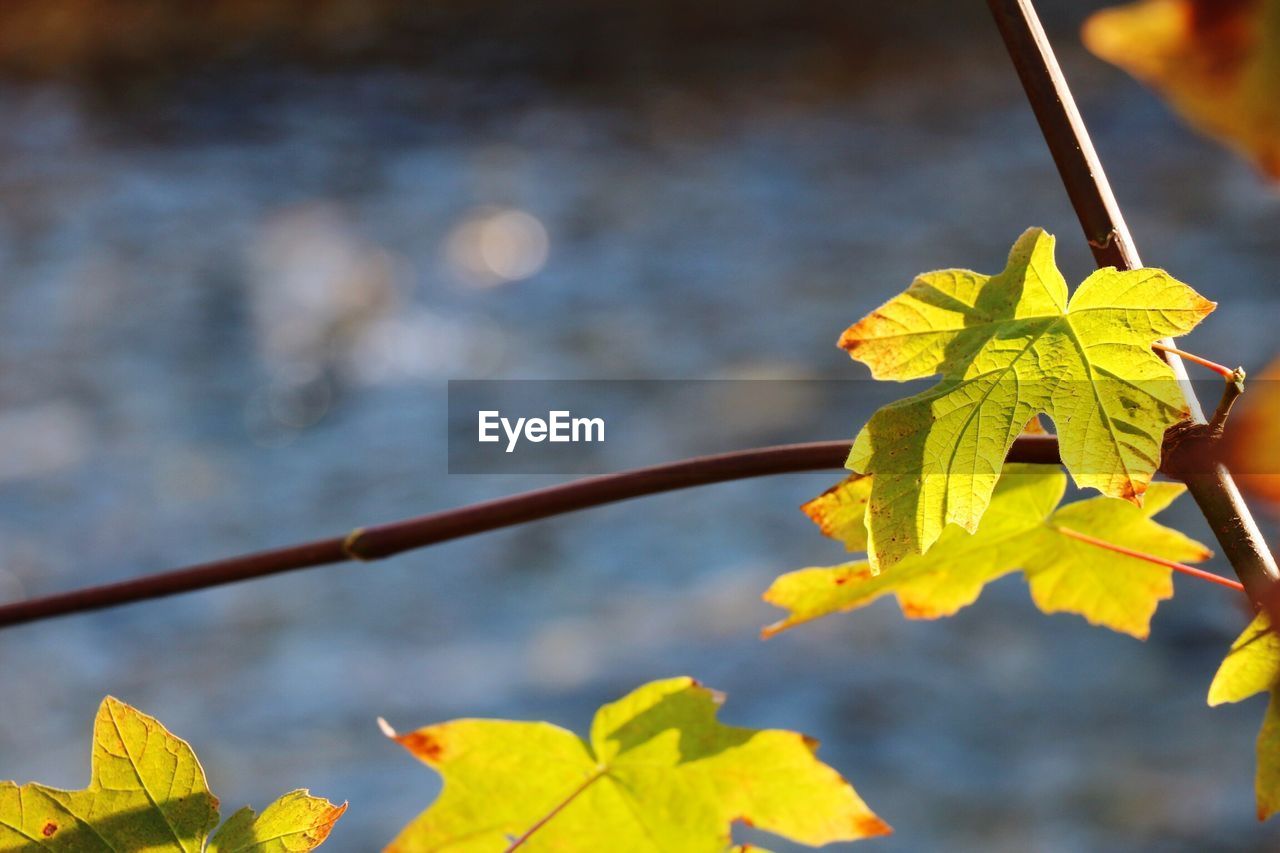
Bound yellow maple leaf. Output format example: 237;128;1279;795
766;464;1212;640
381;677;889;852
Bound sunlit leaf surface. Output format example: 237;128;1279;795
382;677;888;852
766;464;1211;639
841;228;1211;569
0;698;344;852
1209;612;1280;819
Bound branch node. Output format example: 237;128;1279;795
343;528;373;562
1087;229;1118;252
1209;368;1247;434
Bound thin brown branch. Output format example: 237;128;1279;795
986;0;1280;605
1209;369;1248;434
0;437;1062;630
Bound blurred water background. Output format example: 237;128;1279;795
0;1;1279;850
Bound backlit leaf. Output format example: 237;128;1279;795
764;464;1211;639
382;676;889;852
842;228;1212;569
0;698;344;852
801;417;1043;553
1208;613;1280;819
1084;0;1280;181
207;791;347;853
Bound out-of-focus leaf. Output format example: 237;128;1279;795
765;464;1211;639
1227;357;1280;507
1084;0;1280;181
0;698;344;852
382;676;889;852
1209;612;1280;819
841;227;1211;570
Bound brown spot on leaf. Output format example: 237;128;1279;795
1118;479;1140;503
305;803;348;846
41;822;57;837
1189;0;1251;32
900;601;942;619
838;325;869;353
400;731;445;762
1189;0;1254;68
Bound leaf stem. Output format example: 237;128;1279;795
505;769;607;852
1054;525;1244;592
1151;342;1238;380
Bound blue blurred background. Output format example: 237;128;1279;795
0;1;1278;849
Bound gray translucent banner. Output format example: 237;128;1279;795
446;378;1271;476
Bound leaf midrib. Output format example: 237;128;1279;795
938;318;1058;527
106;701;194;853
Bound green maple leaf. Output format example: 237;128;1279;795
381;676;889;852
765;463;1211;639
1209;612;1280;820
841;227;1213;570
0;697;345;852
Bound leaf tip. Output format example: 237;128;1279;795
1010;226;1055;262
837;318;892;379
394;728;449;764
854;813;894;838
836;324;863;355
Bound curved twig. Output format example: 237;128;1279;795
0;436;1062;630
